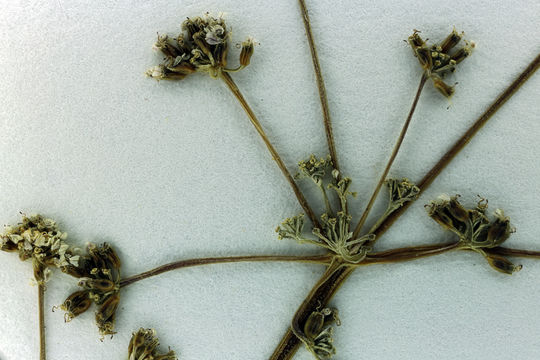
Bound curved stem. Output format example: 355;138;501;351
220;72;319;227
372;52;540;238
38;284;46;360
352;73;428;239
119;254;333;288
297;0;340;172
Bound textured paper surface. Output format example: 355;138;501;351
1;0;539;359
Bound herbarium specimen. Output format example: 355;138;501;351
0;1;539;359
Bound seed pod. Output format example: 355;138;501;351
440;29;462;53
100;243;121;270
79;278;116;292
451;46;473;64
432;77;455;98
304;310;325;339
96;293;120;336
33;259;48;285
485;254;522;275
61;290;92;321
239;38;255;67
486;210;512;246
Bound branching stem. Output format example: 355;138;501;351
220;72;319;227
119;254;333;288
371;52;540;238
352;73;428;239
269;52;540;360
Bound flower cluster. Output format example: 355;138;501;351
147;14;255;80
60;242;122;337
427;195;520;274
277;155;372;264
408;29;474;97
128;328;177;360
365;178;420;236
296;155;334;187
0;214;79;285
301;307;340;360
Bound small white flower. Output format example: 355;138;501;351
172;54;189;67
68;255;80;267
146;65;165;79
8;234;23;244
23;239;33;251
205;25;225;45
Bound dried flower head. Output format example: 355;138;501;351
408;28;474;97
301;307;340;360
60;242;122;336
0;214;79;284
296;154;333;187
277;155;372;263
426;195;520;274
147;14;255;80
128;328;177;360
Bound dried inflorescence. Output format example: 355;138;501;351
60;242;122;336
147;14;255;80
128;328;177;360
408;29;474;97
365;178;420;235
277;155;372;264
300;307;341;360
426;195;520;274
0;214;79;285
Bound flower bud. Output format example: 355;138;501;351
239;38;255;67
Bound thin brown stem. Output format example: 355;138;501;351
220;72;319;227
270;53;540;360
486;246;540;259
372;52;540;238
297;0;339;172
352;73;428;239
119;254;333;288
38;283;46;360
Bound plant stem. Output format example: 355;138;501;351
352;73;428;239
371;52;540;238
269;241;460;359
119;254;333;288
219;72;319;227
38;283;46;360
297;0;340;172
485;247;540;259
269;53;540;359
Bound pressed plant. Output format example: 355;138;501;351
0;1;539;359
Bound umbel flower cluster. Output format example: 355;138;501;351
0;214;79;285
60;242;122;336
276;155;374;264
0;214;123;337
408;29;474;97
426;195;520;274
127;328;177;360
277;156;420;265
146;14;254;80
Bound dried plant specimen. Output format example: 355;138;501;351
0;1;539;359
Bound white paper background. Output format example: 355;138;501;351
1;0;540;359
